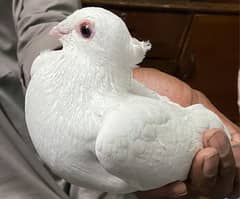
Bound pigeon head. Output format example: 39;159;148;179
49;7;151;66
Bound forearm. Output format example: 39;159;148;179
133;68;194;107
134;67;240;136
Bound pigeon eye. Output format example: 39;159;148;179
78;21;95;39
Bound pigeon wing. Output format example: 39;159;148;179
95;96;202;191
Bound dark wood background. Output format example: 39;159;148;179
82;0;240;123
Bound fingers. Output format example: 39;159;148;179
230;142;240;198
203;128;236;196
136;182;188;199
189;147;219;195
231;133;240;197
226;125;240;198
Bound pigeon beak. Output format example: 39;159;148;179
49;25;70;39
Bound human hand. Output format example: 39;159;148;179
136;129;240;199
133;67;240;199
188;128;240;199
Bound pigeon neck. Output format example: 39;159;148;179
61;48;132;94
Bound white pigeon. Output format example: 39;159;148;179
25;7;229;195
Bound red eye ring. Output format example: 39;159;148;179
76;20;95;39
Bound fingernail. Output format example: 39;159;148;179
172;182;187;197
232;133;240;143
231;142;240;148
203;152;219;177
208;132;230;157
232;144;240;167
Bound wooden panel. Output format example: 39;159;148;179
111;9;192;60
82;0;239;14
82;1;240;122
178;14;239;122
191;0;239;4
